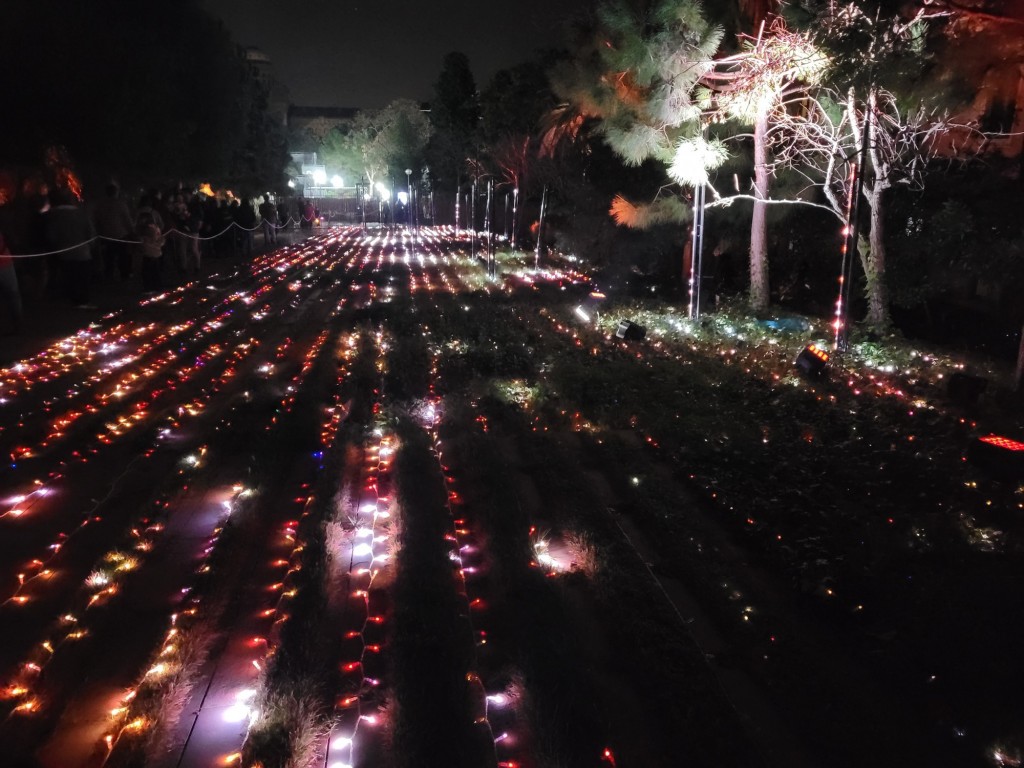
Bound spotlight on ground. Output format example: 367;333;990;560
574;291;606;324
615;320;646;341
794;344;829;377
966;434;1024;480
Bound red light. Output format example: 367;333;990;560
979;435;1024;452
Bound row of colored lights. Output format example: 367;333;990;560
1;242;366;750
0;235;366;520
326;352;395;768
414;269;529;767
105;309;363;762
0;449;211;720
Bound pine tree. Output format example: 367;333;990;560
426;52;481;188
549;0;825;311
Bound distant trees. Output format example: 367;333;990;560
320;100;432;191
0;0;287;190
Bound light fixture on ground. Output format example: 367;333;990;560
574;291;606;324
794;344;829;377
615;320;646;341
966;434;1024;479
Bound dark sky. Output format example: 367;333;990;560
203;0;593;109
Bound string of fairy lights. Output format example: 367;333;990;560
102;308;356;763
411;258;531;768
325;336;394;768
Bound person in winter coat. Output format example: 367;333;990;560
93;182;135;280
135;197;166;292
0;229;22;333
44;188;96;308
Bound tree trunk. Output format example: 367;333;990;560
860;184;890;329
749;107;770;311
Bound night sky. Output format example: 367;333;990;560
204;0;594;109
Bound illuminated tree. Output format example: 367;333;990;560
321;100;431;191
703;18;828;309
771;1;955;329
549;0;826;310
546;0;724;260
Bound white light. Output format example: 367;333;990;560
574;306;591;322
313;169;328;185
486;693;509;706
287;180;296;188
375;182;390;201
353;543;373;557
331;175;344;189
397;191;409;205
223;703;250;722
331;736;353;749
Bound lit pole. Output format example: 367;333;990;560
503;192;510;241
454;177;461;236
835;98;871;353
485;178;494;277
470;178;478;262
405;168;413;230
534;184;548;271
511;187;519;251
360;179;367;230
688;181;706;320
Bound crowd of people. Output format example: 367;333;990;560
0;180;319;335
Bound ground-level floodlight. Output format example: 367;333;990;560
795;344;829;377
966;434;1024;480
574;291;606;324
615;320;646;341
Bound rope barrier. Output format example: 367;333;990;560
3;217;302;258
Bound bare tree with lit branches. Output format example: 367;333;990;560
769;85;955;329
